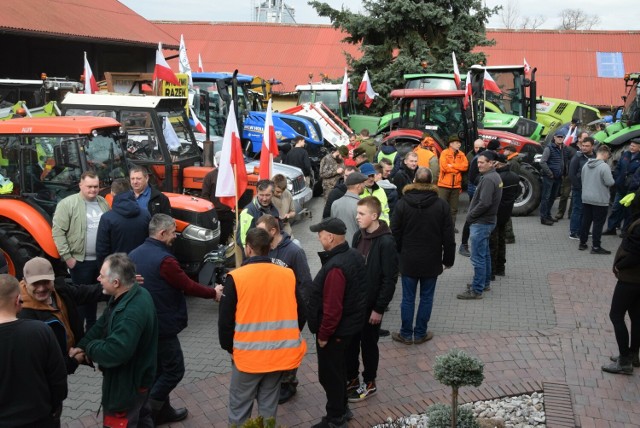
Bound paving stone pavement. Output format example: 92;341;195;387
63;195;639;427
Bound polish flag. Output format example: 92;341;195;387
153;42;179;86
463;71;472;109
83;52;99;94
452;52;461;89
357;70;378;108
178;35;193;87
191;110;206;134
564;125;578;146
339;68;348;103
215;100;248;209
198;54;204;73
259;99;279;180
524;58;531;75
484;70;502;94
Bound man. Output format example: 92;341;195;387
374;163;399;216
555;131;586;220
285;136;312;186
320;146;348;200
579;145;615;254
307;218;367;428
352;146;369;168
539;129;568;225
347;197;398;402
502;144;522;244
379;157;394;180
413;136;439;179
359;162;390;224
70;254;157;428
255;214;312;404
52;171;109;331
0;274;67;428
457;151;503;299
391;168;455;343
489;155;520;278
331;172;368;244
358;129;377;164
392;151;418;197
344;134;361;167
218;228;306;425
129;165;171;216
272;174;296;236
604;139;640;236
18;257;105;374
202;151;235;245
323;165;357;219
437;136;469;228
129;214;223;424
568;136;596;239
96;178;151;264
237;179;281;249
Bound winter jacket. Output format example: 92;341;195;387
467;150;484;186
496;164;520;226
391;182;455;277
330;191;361;244
145;187;172;216
467;169;503;225
320;153;344;192
352;222;398;313
361;183;390;224
540;143;567;179
581;159;615;206
96;191;151;264
52;193;110;262
377;179;399;215
77;283;158;413
286;146;312;176
437;147;469;189
359;139;378;164
377;145;398;164
568;151;596;190
613;150;640;193
413;145;439;178
323;180;347;218
392;164;416;197
613;214;640;283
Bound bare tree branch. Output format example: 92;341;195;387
520;15;546;30
558;8;600;30
500;0;520;29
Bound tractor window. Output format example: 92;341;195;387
0;136;20;195
35;137;82;186
404;98;464;148
159;110;200;161
122;111;163;162
84;134;128;185
64;109;116;119
298;91;312;105
314;92;340;115
485;70;524;117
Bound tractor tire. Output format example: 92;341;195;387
512;165;541;217
0;222;44;278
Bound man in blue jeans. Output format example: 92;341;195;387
539;129;569;225
391;168;455;343
457;152;503;300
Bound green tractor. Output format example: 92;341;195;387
592;72;640;159
0;76;83;120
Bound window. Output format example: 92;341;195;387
596;52;625;78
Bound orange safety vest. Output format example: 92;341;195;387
229;262;307;373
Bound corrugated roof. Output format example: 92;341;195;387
155;22;361;93
0;0;178;49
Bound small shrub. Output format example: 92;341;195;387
433;349;484;389
426;404;479;428
231;416;277;428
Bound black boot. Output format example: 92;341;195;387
278;384;296;404
155;399;188;425
602;355;633;375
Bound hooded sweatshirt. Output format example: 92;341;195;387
581;159;615;206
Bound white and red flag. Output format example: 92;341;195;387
463;71;472;109
153;42;179;86
452;52;461;89
83;52;99;94
358;70;378;108
339;68;348;103
198;54;204;72
484;70;502;94
564;125;578;146
259;99;279;180
524;58;531;75
215;100;248;209
191;110;206;134
178;34;193;87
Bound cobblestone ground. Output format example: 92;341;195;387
63;195;639;427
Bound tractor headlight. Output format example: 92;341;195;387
182;224;215;242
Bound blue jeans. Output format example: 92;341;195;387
467;183;476;201
70;259;100;332
469;223;495;294
540;176;561;220
607;191;630;232
569;189;583;235
400;276;437;340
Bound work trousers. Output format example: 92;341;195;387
346;316;381;384
438;187;460;225
150;336;185;403
228;363;283;426
317;335;353;420
103;390;153;428
555;176;572;218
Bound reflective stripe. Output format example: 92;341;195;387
235;319;299;332
234;338;304;351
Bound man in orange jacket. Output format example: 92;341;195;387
437;136;469;229
413;136;440;179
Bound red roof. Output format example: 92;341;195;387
155;22;361;93
479;29;640;107
0;0;177;48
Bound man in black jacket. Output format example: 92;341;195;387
391;167;455;343
392;151;418;197
568;137;596;239
129;165;171;216
285;136;312;185
347;197;398;403
323;166;357;219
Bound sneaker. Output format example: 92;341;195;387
466;283;490;292
569;233;580;240
601;359;633;375
602;229;617;236
610;354;640;367
391;331;413;345
578;243;588;251
458;244;470;257
346;377;360;393
591;247;611;255
348;381;377;402
457;289;483;300
414;331;434;344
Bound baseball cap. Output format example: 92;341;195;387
486;139;501;151
23;257;55;284
352;147;367;158
309;217;347;235
554;129;567;137
359;162;375;176
494;153;508;164
345;172;368;185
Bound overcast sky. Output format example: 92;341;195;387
120;0;640;30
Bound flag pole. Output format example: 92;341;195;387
233;163;243;267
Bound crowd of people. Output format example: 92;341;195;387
1;127;639;428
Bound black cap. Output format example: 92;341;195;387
494;153;508;163
486;139;501;151
479;150;497;161
309;217;347;235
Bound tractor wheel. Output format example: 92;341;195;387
0;222;44;278
512;165;541;217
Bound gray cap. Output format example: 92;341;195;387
345;172;368;186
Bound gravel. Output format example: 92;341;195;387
373;392;546;428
